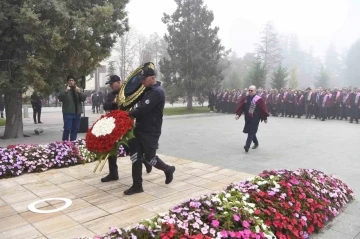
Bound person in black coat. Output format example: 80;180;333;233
31;91;42;124
101;75;152;183
124;62;175;195
208;91;215;112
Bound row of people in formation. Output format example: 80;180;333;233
209;87;360;123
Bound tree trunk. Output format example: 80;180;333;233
186;94;193;110
3;91;24;139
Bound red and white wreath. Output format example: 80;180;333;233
85;110;134;154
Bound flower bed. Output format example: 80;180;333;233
82;169;353;239
0;139;127;178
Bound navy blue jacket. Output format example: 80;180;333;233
130;82;165;136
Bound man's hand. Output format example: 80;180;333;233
235;115;240;120
66;85;71;92
264;120;268;124
75;86;81;92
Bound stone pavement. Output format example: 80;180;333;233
0;155;254;239
0;112;359;238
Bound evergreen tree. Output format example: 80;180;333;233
0;0;129;138
255;21;283;77
315;65;330;88
271;64;288;90
248;57;267;88
160;0;225;110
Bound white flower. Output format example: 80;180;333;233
91;117;116;137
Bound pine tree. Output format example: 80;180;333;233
248;57;267;88
160;0;225;110
315;65;330;88
271;65;288;90
255;21;283;77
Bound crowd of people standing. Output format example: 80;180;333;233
209;87;360;123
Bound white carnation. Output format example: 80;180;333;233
91;117;116;137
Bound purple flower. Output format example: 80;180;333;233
242;220;250;228
211;219;220;228
233;214;240;222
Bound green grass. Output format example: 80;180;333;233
0;118;5;126
163;106;210;116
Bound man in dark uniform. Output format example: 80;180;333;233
31;91;43;124
235;85;269;153
101;75;152;182
349;87;359;124
124;62;176;195
91;92;99;113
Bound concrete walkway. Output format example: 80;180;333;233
0;111;359;238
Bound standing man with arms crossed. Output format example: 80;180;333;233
58;76;86;141
235;85;269;153
124;62;175;195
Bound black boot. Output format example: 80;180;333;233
252;144;259;149
38;113;42;124
153;156;175;184
165;166;175;184
124;185;144;195
101;155;119;182
101;174;119;182
244;146;249;153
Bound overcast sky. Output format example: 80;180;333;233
126;0;360;59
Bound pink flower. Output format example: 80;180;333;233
244;229;251;235
229;231;236;237
211;220;220;228
233;214;240;221
220;230;228;238
242;220;250;228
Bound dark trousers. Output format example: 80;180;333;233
129;131;170;188
350;107;359;122
107;155;118;177
33;107;41;123
321;107;327;120
333;103;339;118
62;114;81;141
305;103;312;118
245;133;258;148
339;105;347;119
314;104;320;118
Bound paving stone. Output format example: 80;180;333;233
0;215;29;232
33;215;78;235
83;215;129;235
0;224;42;239
113;206;156;224
329;219;360;237
47;225;94;239
0;205;18;219
66;205;108;223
